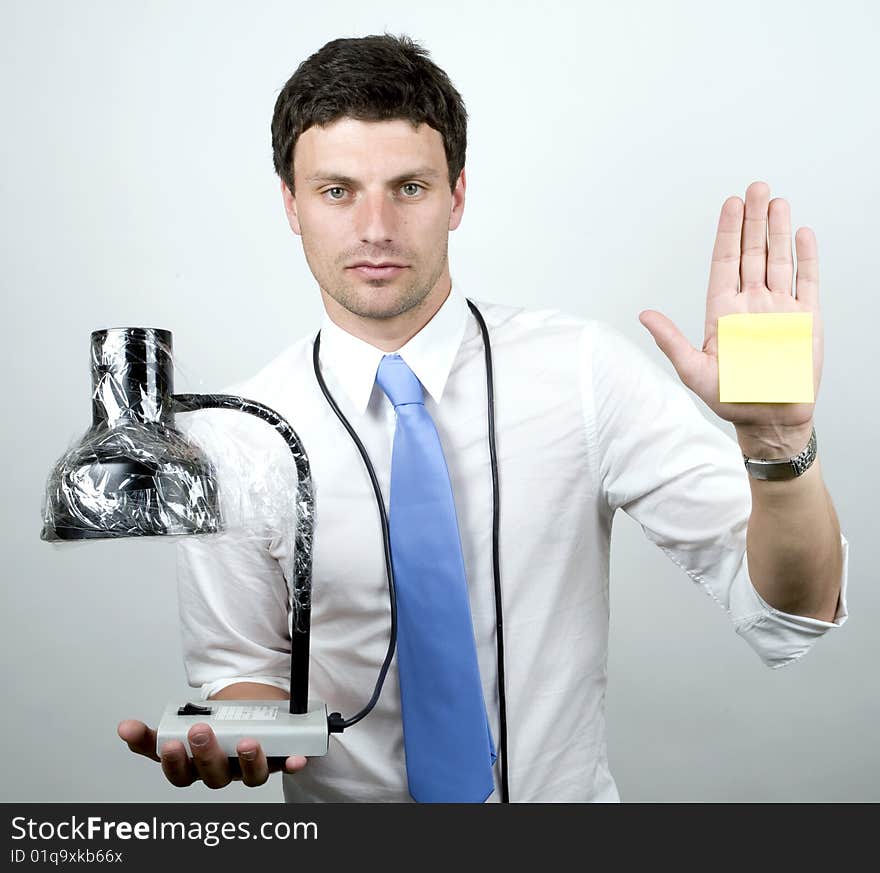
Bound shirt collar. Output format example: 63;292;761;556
317;281;469;415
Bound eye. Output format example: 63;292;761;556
400;183;423;197
324;186;347;201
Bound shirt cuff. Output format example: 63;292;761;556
734;532;849;669
198;676;291;700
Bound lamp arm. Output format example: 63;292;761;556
171;393;313;717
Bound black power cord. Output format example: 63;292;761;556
312;334;398;732
312;298;510;803
467;299;510;805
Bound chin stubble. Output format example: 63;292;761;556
329;249;448;321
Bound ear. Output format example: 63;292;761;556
448;167;466;231
281;179;302;236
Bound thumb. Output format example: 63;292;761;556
638;310;702;389
117;719;161;762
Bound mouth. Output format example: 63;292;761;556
346;262;409;280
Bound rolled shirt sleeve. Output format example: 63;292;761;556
587;320;849;667
731;532;848;668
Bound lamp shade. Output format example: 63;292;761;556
41;327;221;541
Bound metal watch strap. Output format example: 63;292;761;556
742;426;817;481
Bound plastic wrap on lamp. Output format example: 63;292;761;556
40;326;314;636
170;391;315;631
41;328;222;541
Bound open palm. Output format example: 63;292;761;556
640;180;822;432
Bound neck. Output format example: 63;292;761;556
321;274;452;352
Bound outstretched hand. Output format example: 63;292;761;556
117;719;308;789
639;180;821;449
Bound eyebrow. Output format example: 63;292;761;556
305;167;443;185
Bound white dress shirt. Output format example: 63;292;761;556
176;282;850;803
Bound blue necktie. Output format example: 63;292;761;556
375;353;496;803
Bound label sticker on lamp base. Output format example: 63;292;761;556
717;312;814;403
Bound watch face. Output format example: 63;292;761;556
744;428;816;481
745;460;798;481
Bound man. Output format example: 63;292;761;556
118;33;848;802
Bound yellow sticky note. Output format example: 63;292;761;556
717;313;814;403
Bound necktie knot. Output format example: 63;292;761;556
375;354;424;408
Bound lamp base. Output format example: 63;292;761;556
156;699;329;758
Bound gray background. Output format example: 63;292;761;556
2;0;876;802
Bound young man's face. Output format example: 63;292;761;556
282;117;465;321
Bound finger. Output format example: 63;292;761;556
794;227;820;308
236;739;270;788
707;196;743;303
283;755;309;774
187;724;233;789
160;740;198;788
767;197;794;295
740;180;771;291
117;720;161;763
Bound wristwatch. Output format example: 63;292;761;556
742;426;817;481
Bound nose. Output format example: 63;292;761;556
354;188;396;246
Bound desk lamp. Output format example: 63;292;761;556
41;327;332;759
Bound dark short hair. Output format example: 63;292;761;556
271;33;467;193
